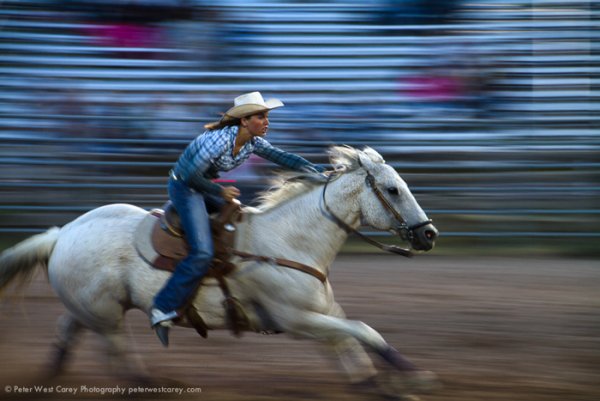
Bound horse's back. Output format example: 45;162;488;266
53;203;145;255
52;203;147;268
48;203;151;328
66;203;147;227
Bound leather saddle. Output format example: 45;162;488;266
134;200;242;274
134;200;248;337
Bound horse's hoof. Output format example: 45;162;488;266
397;370;441;394
353;375;421;401
42;344;68;379
126;374;158;387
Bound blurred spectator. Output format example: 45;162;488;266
400;44;496;118
51;87;92;139
459;47;498;119
87;94;149;143
73;0;194;59
146;92;198;139
84;22;165;58
162;6;230;69
401;61;466;117
378;0;462;26
406;67;463;102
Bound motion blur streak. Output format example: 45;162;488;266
0;3;598;401
1;1;597;256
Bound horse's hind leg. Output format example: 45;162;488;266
101;329;151;383
47;313;84;377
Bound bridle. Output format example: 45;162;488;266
321;162;433;258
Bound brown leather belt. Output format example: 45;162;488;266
232;250;327;284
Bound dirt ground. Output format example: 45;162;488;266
0;255;598;401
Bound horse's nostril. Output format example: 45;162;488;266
425;230;436;241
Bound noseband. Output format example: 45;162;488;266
321;164;432;257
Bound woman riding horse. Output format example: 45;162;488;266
0;144;440;398
151;92;325;346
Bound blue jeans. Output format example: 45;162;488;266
153;177;222;314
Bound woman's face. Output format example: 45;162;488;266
242;112;270;137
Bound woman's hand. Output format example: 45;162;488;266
222;186;241;202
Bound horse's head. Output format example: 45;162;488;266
330;146;438;252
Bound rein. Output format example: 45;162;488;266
321;166;430;258
226;162;432;282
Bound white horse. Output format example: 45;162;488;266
0;146;438;399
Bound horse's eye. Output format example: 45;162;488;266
387;187;399;196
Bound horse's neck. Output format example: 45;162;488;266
238;175;361;274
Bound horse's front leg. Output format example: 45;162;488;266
320;302;377;383
278;309;439;395
327;336;377;383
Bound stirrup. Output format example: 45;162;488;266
150;309;177;348
150;308;178;327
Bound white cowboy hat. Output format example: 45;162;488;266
212;92;284;126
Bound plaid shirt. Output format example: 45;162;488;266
173;125;323;196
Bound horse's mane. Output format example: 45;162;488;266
255;146;385;211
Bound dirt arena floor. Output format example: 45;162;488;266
0;255;598;401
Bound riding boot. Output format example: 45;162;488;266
150;308;178;347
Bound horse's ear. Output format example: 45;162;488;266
357;151;377;171
362;147;385;164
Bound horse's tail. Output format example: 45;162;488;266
0;227;60;297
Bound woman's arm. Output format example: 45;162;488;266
253;137;324;173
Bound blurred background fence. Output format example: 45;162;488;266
0;0;598;256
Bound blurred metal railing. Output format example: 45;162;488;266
0;0;598;252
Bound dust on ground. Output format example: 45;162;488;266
0;255;598;401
